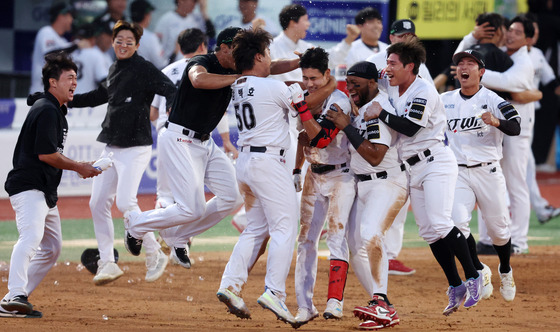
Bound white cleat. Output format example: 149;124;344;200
499;265;516;302
216;288;251;319
93;260;124;286
480;263;493;300
257;288;295;325
323;298;343;319
294;306;319;327
145;249;169;282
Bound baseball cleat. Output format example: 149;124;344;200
0;304;42;319
124;231;143;256
480;263;493;300
93;260;124;286
217;288;251;319
464;273;482;308
443;282;467;316
358;316;400;330
537;205;560;224
323;298;343;319
257;288;296;326
145;249;169;282
170;246;191;269
293;306;319;328
388;259;416;276
353;295;393;324
0;296;33;315
476;242;497;255
499;265;516;302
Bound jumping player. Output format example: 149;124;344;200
216;28;299;326
443;49;518;302
1;52;100;317
365;41;482;315
326;61;403;330
290;47;354;325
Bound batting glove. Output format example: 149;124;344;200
288;83;305;104
293;169;302;192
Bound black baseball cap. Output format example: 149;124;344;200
49;2;74;22
130;0;155;23
347;61;378;81
216;27;242;47
75;23;96;39
453;49;486;68
390;19;415;36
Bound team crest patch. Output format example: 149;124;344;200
367;123;380;140
498;101;519;120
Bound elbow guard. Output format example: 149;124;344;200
309;127;340;148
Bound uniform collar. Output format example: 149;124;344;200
45;92;68;116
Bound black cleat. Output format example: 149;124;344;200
171;247;191;269
1;296;33;315
124;231;143;256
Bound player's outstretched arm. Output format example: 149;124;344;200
270;57;300;76
189;65;240;90
39;152;101;179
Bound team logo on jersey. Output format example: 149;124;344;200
447;116;484;132
171;68;179;75
444;104;455;109
176;137;192;143
498;101;519;120
367;123;380;140
408;98;426;120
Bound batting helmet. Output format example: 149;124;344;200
80;248;119;274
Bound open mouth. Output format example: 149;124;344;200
350;93;360;105
460;72;470;80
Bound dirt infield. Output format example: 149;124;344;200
0;246;559;331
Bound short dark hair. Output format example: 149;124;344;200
42;51;77;91
232;29;272;73
178;28;207;54
279;4;307;30
300;47;329;74
510;15;535;38
355;7;382;25
475;12;506;31
112;20;143;43
386;41;426;75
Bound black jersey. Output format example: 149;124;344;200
168;53;237;134
5;92;68;208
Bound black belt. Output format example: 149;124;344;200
242;146;286;156
458;162;493;168
165;121;210;141
356;164;406;181
405;149;432;166
310;163;347;174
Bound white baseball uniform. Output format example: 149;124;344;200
330;38;388;69
346;91;408;297
442;86;520;246
479;46;535;251
29;25;73;93
294;89;355;310
219;76;298;301
137;28;168;70
379;76;458;244
154;10;207;61
72;47;110;94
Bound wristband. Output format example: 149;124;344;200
343;124;365;150
295;101;313;122
293;168;302;175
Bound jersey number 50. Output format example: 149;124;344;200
234;102;256;131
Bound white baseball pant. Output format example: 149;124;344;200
128;127;242;245
384;197;410;260
347;172;408;296
295;167;355;309
89;145;160;264
220;150;298;301
452;164;511;246
3;190;62;300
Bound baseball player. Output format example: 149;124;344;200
69;21;177;285
365;41;482;315
289;47;354;325
123;28;301;265
216;28;299;326
326;61;403;330
443;50;519;302
1;53;100;318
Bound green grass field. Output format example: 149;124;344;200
0;211;558;262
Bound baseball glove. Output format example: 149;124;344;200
80;248;119;274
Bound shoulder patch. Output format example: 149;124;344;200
366;123;380;140
412;98;427;105
498;100;519;120
408;98;426;120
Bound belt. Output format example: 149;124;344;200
404;148;432;167
165;121;210;141
240;146;286;156
356;164;406;181
310;163;347;174
458;162;493;168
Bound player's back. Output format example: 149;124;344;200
232;76;294;150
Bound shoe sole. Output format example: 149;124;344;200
293;313;319;328
323;311;342;320
353;308;392;324
0;310;42;318
217;292;251;319
257;296;294;325
388;270;416;276
1;302;33;315
93;271;124;286
145;256;169;282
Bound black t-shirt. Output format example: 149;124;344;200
168;53;237;134
472;43;514;100
5;92;68;208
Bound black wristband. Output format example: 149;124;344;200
343;124;365;150
293;168;301;175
